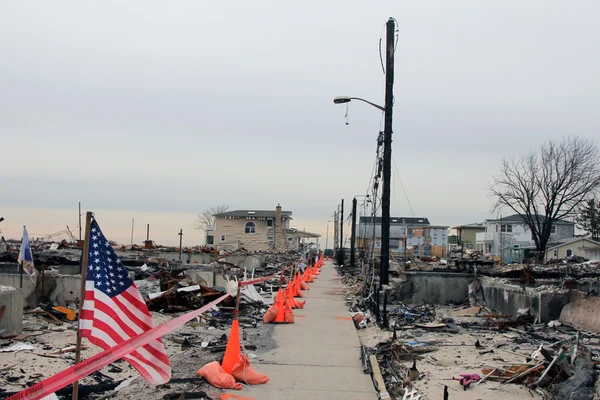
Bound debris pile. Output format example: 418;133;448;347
448;249;497;267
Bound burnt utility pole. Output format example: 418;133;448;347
380;17;395;328
332;17;396;327
350;198;357;270
333;211;338;252
178;229;183;262
339;199;345;265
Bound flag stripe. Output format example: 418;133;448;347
78;218;171;385
92;293;170;366
113;290;153;330
83;328;168;383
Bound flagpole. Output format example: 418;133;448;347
73;211;93;400
19;226;24;289
19;260;23;289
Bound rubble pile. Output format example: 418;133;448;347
481;261;600;280
338;266;600;399
448;248;497;267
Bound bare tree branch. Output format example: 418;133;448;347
192;203;230;232
490;137;600;262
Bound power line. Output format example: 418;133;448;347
392;157;416;217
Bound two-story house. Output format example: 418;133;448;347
475;214;575;262
357;216;449;257
207;205;320;252
452;223;485;250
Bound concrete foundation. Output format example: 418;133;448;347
479;279;569;322
0;286;23;334
390;272;472;304
391;272;571;323
559;290;600;332
0;273;81;308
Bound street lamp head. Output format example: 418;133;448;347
333;96;352;105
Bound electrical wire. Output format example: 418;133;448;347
392;157;416;217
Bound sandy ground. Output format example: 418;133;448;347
357;307;545;400
0;309;274;399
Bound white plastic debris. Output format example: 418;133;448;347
0;343;34;353
115;377;137;391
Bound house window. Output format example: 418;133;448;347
501;224;512;233
266;219;273;227
267;236;274;243
566;249;573;257
244;221;256;234
553;249;558;258
220;234;226;242
206;235;214;245
550;225;556;234
287;237;293;242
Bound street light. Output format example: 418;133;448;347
333;96;385;112
333;18;395;327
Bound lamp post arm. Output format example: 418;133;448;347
348;97;385;112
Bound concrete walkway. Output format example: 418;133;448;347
224;261;377;400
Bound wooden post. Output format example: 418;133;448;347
41;264;45;297
19;263;23;289
234;283;242;321
72;211;93;400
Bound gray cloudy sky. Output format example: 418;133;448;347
1;1;599;245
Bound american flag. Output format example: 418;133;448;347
79;218;171;384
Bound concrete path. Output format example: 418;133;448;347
224;261;377;400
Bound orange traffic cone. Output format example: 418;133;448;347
286;286;305;308
272;291;293;323
306;268;314;283
298;272;309;291
221;320;242;374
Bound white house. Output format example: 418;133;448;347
475;214;575;262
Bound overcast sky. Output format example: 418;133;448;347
1;1;598;246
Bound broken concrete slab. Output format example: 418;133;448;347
559;290;600;332
0;285;23;335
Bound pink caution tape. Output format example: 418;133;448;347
238;266;289;287
9;294;229;400
10;264;292;400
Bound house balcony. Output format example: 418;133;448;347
476;231;494;243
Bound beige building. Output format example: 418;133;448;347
207;205;320;252
453;223;485;250
545;238;600;261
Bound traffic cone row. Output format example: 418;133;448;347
198;254;327;391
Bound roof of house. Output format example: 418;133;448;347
452;223;485;229
485;214;574;225
214;210;293;219
286;228;321;238
359;216;430;225
545;237;600;251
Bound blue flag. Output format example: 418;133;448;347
18;226;35;277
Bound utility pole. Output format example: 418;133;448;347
178;229;183;262
130;218;134;247
380;17;395;328
339;199;344;266
333;211;338;252
78;202;82;241
351;198;357;271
